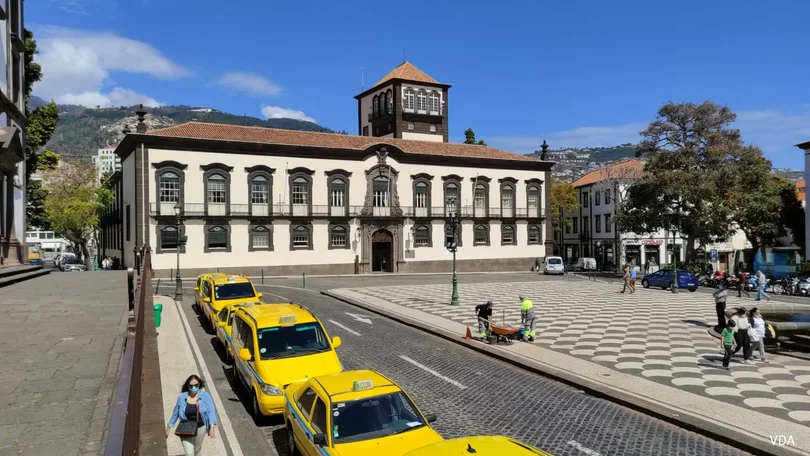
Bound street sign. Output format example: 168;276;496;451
710;249;718;261
696;248;705;255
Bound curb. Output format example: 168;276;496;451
322;290;806;456
150;270;540;282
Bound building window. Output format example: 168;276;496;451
386;89;393;114
428;91;440;114
246;166;274;216
583;217;588;235
413;180;430;217
595;191;601;206
527;185;540;218
387;122;392;133
582;192;589;208
528;225;541;244
251;176;269;205
596;216;601;233
289;171;313;216
413;224;431;247
501;224;516;246
125;205;131;241
429;125;436;132
416;90;427;113
330;178;347;215
373;175;389;207
205;225;230;252
372;95;378;116
474;224;489;246
444;222;462;247
378;94;384;115
329;224;349;249
606;214;612;233
565;219;571;234
206;173;227;202
605;189;611;205
407;123;414;130
403;88;415;112
158;225;185;253
573;217;578;234
444;181;460;215
362;126;369;136
474;183;488;217
159;171;180;203
500;184;515;217
249;225;272;251
290;224;312;250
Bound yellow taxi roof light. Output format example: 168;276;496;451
279;315;296;324
353;380;374;391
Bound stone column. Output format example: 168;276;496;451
0;173;5;262
5;171;20;263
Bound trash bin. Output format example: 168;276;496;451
153;303;163;328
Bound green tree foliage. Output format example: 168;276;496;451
23;29;42;106
550;181;579;230
778;181;805;254
43;161;112;267
26;150;61;230
463;128;486;146
617;101;773;262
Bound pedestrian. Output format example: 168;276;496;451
749;307;768;362
755;270;770;302
720;319;736;370
475;301;493;338
519;295;535;342
535;258;541;273
737;270;749;298
730;307;753;364
166;375;217;456
713;282;728;332
621;265;630;293
629;267;637;293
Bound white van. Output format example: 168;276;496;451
575;257;597;272
544;256;565;275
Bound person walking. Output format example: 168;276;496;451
621;265;630;293
720;320;736;370
737;270;749;298
713;282;728;332
166;375;217;456
475;301;493;338
730;308;753;364
629;267;637;293
519;295;536;342
749;307;769;362
755;270;770;302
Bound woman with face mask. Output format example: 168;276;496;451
166;374;218;456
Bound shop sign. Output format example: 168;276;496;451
642;239;663;245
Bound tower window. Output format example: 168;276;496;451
403;88;415;112
429;125;436;132
416;90;427;113
428;91;440;114
386;89;393;114
407;123;414;130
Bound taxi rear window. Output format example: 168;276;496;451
214;283;255;300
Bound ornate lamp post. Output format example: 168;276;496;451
173;202;186;301
446;206;460;306
666;205;681;294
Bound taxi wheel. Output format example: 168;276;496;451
251;392;261;420
287;425;299;456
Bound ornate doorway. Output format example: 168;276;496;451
371;229;393;272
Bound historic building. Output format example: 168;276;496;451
107;63;554;276
0;0;27;265
799;141;810;261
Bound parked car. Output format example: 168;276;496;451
574;257;597;272
543;256;565;275
641;268;697;292
61;257;86;272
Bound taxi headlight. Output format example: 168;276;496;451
260;383;283;396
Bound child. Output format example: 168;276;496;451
720;320;736;370
749;307;768;362
474;301;493;338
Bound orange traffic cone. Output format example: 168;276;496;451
464;325;472;340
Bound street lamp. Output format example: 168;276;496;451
173;202;185;301
446;206;460;306
666;205;681;294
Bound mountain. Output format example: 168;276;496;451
528;144;638;181
32;97;339;158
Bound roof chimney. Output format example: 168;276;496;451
135;104;148;133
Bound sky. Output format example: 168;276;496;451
29;0;810;168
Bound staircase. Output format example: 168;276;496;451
0;264;51;288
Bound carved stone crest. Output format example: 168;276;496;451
376;148;388;164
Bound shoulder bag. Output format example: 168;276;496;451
174;403;200;437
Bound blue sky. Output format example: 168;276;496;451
30;0;810;168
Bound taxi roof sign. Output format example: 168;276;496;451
279;315;296;324
352;380;374;391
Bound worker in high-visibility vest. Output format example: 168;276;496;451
519;295;536;342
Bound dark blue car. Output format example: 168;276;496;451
641;269;698;292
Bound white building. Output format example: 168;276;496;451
104;66;554;276
93;147;122;181
798;141;810;261
0;0;26;265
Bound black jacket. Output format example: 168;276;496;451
475;303;493;319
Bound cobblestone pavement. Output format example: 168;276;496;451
171;280;748;456
339;278;810;427
0;271;128;456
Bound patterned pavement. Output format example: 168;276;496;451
341;278;810;425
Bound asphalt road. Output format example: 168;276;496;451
168;281;748;456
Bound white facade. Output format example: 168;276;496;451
94;147;122;181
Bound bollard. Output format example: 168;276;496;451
261;269;264;284
156;279;161;295
153;303;163;328
302;272;306;288
170;268;173;279
217;268;220;273
126;267;135;311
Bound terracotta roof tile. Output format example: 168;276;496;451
571;159;646;187
372;62;439;89
147;121;541;163
797;180;805;201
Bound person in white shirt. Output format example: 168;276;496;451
749;307;768;362
730;307;754;364
755;270;770;302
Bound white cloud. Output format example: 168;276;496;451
48;0;99;15
261;105;315;123
33;26;189;108
216;72;281;97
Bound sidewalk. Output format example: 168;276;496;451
324;280;810;456
155;295;230;456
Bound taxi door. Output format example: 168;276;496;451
215;307;231;349
194;276;204;308
290;387;330;456
232;317;257;391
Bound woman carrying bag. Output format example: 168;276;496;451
166;375;218;456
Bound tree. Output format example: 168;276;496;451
592;160;645;270
463;128;486;146
618;101;771;262
550;181;579;257
778;180;805;255
26;150;61;230
43;161;112;268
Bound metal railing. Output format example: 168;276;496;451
150;202;546;219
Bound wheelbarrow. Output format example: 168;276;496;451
488;322;521;345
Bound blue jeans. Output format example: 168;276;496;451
722;345;733;367
756;285;769;301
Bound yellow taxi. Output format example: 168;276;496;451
230;303;343;418
214;302;253;362
283;370;443;456
404;436;553;455
194;274;263;330
193;272;227;308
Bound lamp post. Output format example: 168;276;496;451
173;202;184;301
667;205;680;294
447;207;460;306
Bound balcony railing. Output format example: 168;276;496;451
149;202;545;219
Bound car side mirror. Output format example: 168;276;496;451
424;413;437;424
203;297;211;303
217;321;226;327
313;434;327;445
331;336;342;349
194;287;200;292
238;348;252;361
257;292;263;299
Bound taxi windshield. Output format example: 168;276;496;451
213;283;255;300
257;323;330;359
331;392;425;443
